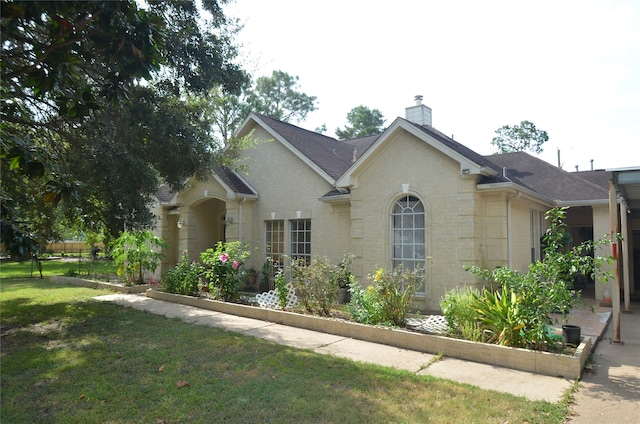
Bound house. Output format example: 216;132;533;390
153;97;639;313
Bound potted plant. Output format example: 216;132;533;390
260;259;272;292
336;254;355;304
244;268;258;291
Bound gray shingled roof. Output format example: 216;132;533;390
485;152;609;203
574;170;609;191
174;113;609;205
212;165;257;196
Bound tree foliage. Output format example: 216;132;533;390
335;105;385;140
1;0;248;250
247;70;317;123
490;120;549;155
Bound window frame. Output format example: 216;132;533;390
265;220;285;268
391;195;426;293
290;218;311;265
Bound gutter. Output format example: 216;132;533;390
506;191;521;267
238;197;247;241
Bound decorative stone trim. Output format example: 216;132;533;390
146;290;591;379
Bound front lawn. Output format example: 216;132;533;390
0;278;570;423
0;259;117;280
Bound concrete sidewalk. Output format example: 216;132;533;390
567;300;640;423
96;293;617;404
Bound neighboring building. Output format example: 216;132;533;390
153;97;638;312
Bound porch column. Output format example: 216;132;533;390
608;180;621;343
621;207;631;313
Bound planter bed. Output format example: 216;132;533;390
146;290;591;379
51;276;151;294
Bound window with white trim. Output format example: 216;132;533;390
265;220;284;267
290;219;311;265
392;195;425;270
392;195;425;292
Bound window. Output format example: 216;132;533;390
290;219;311;265
265;220;284;267
392;195;425;292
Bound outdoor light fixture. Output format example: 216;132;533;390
177;219;184;229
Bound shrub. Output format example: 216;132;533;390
464;207;614;349
274;269;288;309
472;284;527;346
290;255;353;316
162;253;204;296
440;286;483;342
348;282;384;325
200;241;250;301
349;266;423;327
110;230;165;285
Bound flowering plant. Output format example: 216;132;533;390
161;252;204;296
349;266;423;326
201;241;250;301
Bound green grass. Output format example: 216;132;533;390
0;278;571;423
0;259;117;279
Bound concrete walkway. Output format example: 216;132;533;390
95;293;631;407
566;300;640;423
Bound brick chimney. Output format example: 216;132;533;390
405;95;432;126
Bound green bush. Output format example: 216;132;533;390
290;254;354;316
274;269;288;309
440;286;483;342
200;241;250;301
162;253;204;296
110;230;166;285
348;267;423;327
463;207;615;349
348;281;384;325
472;284;527;346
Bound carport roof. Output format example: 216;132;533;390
608;167;640;211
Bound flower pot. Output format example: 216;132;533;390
337;288;351;304
562;325;581;346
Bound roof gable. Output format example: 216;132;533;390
211;165;258;198
241;113;375;182
336;118;498;188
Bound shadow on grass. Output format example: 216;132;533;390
1;287;568;424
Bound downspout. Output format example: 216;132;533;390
506;191;521;268
238;197;247;242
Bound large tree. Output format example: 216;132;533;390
335;105;386;140
247;70;317;123
491;120;549;155
1;0;248;253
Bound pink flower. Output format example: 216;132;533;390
232;260;239;270
219;253;229;263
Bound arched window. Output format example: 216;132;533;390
391;195;425;281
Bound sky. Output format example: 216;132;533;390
225;0;639;171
